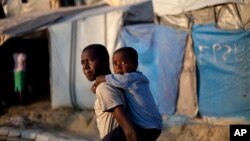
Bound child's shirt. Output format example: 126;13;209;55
105;71;163;129
13;53;26;72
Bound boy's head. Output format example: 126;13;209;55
112;47;138;74
81;44;110;81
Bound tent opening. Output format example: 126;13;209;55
0;32;50;107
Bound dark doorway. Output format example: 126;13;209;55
0;35;50;106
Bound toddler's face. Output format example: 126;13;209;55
112;52;136;74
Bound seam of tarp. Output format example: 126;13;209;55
104;13;107;46
69;21;78;109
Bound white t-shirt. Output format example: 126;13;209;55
13;53;27;71
94;82;126;139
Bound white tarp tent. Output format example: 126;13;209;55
49;10;123;109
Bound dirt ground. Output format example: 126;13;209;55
0;100;241;141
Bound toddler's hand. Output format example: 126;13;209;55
96;75;105;85
91;83;97;94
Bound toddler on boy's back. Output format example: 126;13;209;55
94;47;163;141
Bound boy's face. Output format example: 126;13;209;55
112;52;137;74
81;49;102;81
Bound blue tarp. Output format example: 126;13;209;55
121;24;187;115
193;24;250;118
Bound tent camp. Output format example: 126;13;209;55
0;0;250;122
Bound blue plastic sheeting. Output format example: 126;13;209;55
121;24;188;115
193;24;250;118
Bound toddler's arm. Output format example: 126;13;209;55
105;73;132;89
91;75;106;93
95;75;106;86
95;73;140;91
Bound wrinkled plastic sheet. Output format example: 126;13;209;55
5;0;51;16
216;4;250;29
121;24;188;115
153;0;250;16
193;23;250;118
157;3;250;30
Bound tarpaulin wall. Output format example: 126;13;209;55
121;24;188;115
193;23;250;118
153;0;250;118
50;11;123;109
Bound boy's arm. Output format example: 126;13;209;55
96;73;141;89
111;106;138;141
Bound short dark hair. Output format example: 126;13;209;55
114;47;138;63
82;44;109;62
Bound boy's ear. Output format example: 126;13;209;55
135;61;138;69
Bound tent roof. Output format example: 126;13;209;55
0;2;131;37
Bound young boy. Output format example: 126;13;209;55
94;47;163;141
81;44;138;141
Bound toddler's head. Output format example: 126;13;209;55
112;47;138;74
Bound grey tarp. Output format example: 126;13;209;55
0;2;131;37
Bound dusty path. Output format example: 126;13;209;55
0;100;240;141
